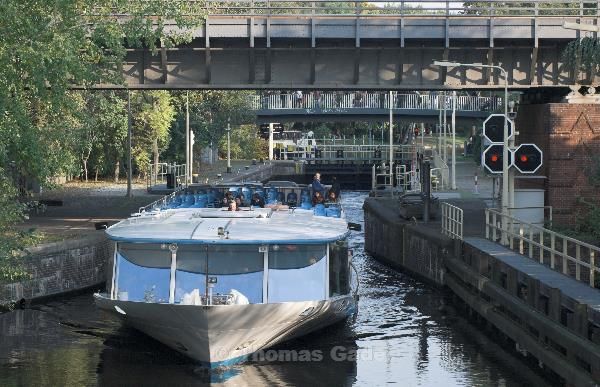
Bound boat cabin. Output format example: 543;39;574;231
111;239;350;306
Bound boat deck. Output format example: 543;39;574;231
107;206;349;243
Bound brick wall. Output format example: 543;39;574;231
515;103;600;226
0;233;112;306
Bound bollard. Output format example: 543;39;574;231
474;171;479;194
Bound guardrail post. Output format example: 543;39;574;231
539;229;544;264
518;226;524;254
528;228;534;258
563;239;568;275
576;244;581;281
460;209;463;240
590;250;596;287
485;210;489;239
550;233;556;269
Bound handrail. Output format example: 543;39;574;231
485;208;599;288
251;93;502;112
199;0;600;18
442;202;463;240
279;144;419;162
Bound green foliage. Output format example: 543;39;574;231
589;155;600;187
164;91;256;163
562;37;600;77
575;200;600;242
131;91;176;177
218;124;268;160
462;2;583;16
0;0;205;282
0;170;29;283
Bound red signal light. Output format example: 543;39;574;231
491;154;499;162
520;155;528;163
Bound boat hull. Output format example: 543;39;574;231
94;294;356;368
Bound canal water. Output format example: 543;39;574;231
0;192;552;386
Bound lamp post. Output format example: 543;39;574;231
434;61;510;240
226;117;232;173
451;90;457;190
389;90;394;187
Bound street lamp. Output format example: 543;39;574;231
226;117;232;173
433;60;510;240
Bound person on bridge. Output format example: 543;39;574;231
312;173;326;196
314;90;321;110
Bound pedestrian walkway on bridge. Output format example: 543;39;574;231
253;92;501;121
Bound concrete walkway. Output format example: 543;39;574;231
431;159;498;238
19;160;276;238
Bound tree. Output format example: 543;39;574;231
163;91;256;165
218;124;268;160
0;0;204;280
131;91;176;178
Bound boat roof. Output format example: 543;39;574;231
106;207;349;244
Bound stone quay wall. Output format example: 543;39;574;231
363;197;453;286
0;233;111;308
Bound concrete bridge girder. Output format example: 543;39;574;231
114;16;597;90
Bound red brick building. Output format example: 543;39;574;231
515;104;600;226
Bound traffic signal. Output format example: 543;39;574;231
482;144;505;174
513;144;543;174
483;114;514;144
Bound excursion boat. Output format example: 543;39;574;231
94;182;360;368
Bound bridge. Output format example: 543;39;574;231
114;0;597;91
251;92;502;122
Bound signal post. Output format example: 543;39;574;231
482;114;543;243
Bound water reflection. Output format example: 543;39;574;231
0;191;553;386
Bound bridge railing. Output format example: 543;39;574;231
252;93;502;112
281;143;419;161
206;0;600;18
485;208;600;288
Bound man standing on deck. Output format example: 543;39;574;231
312;173;325;196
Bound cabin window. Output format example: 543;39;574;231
116;243;171;303
329;240;350;296
174;245;207;303
175;245;264;304
268;244;327;302
208;245;263;304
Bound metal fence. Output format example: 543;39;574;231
147;163;187;190
431;150;449;191
485;208;600;288
442;202;464;240
204;0;600;17
252;93;502;112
